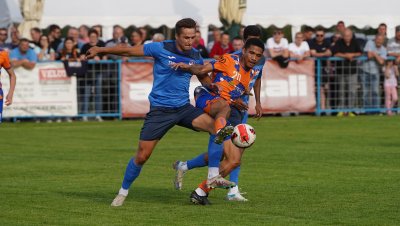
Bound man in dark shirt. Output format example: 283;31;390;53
193;31;209;58
331;28;362;115
309;28;332;111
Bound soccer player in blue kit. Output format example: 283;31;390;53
86;18;235;207
173;25;265;203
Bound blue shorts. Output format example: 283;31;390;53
0;89;3;123
228;106;245;126
140;103;205;141
195;88;219;114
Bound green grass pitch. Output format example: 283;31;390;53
0;116;399;225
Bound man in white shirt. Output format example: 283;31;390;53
387;26;400;64
289;32;310;62
266;28;289;68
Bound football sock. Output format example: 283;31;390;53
215;117;227;133
187;153;207;170
228;185;239;195
121;157;142;190
195;187;207;196
229;165;241;185
207;135;223;178
199;180;212;193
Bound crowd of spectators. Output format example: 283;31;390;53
1;20;399;118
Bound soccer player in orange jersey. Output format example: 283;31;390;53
172;38;264;204
0;48;17;123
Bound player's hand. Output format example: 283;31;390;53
5;94;13;106
254;103;262;120
207;83;220;94
85;46;100;59
231;99;248;111
171;62;190;71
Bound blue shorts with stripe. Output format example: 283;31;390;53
140;103;205;141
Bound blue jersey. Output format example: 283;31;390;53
232;50;265;104
143;40;203;107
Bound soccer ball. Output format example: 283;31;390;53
231;124;256;148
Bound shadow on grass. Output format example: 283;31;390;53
56;186;195;206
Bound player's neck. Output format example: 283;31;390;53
240;58;250;71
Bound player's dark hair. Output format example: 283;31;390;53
243;25;261;40
175;18;197;35
244;38;265;52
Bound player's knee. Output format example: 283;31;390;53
229;159;241;169
135;146;151;165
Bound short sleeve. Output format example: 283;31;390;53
143;42;163;58
282;38;289;49
211;54;231;73
28;49;38;62
266;38;273;49
363;40;373;52
303;42;310;51
9;49;18;60
1;51;11;69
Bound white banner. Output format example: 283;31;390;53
1;62;78;117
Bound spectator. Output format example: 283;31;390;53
193;30;209;58
48;24;62;52
383;60;399;115
209;32;233;59
91;25;104;42
58;37;80;61
231;36;244;52
288;32;310;62
330;32;342;47
30;27;42;48
139;27;150;43
34;35;55;61
266;28;289;68
0;28;12;50
129;29;144;47
57;27;84;54
10;27;20;49
387;26;400;64
309;28;333;111
80;29;106;122
377;23;388;47
195;25;205;46
152;33;165;42
303;26;315;45
105;25;125;46
78;25;90;44
331;29;362;116
361;34;387;110
336;21;346;36
207;27;221;52
9;38;37;70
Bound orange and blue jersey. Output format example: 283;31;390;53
0;49;11;88
210;54;258;103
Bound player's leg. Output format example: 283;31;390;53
178;105;234;188
111;106;176;207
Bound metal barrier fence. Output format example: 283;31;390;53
77;60;121;120
3;57;399;122
315;56;399;116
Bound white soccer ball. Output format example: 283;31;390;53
231;124;256;148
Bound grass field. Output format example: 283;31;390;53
0;116;399;225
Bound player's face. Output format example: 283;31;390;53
175;28;196;52
242;45;263;69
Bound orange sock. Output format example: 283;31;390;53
215;117;227;133
198;180;212;194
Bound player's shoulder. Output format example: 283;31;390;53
162;40;202;60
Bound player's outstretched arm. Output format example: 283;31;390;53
85;45;144;59
253;77;262;119
4;67;16;106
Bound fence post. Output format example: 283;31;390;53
316;58;321;116
117;60;122;120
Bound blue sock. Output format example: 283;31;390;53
121;158;142;190
242;112;248;124
208;134;224;168
229;166;241;185
187;153;207;169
